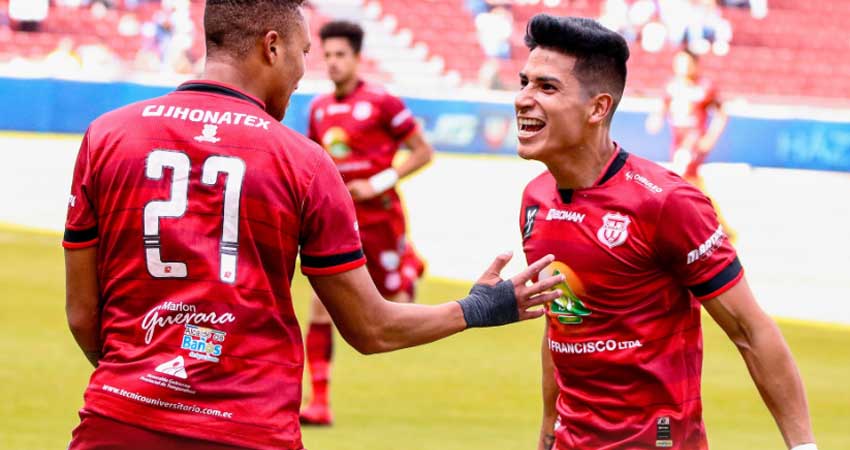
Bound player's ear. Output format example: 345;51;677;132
262;30;281;64
587;93;614;126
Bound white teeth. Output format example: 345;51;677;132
518;118;545;127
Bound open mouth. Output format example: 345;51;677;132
518;117;546;137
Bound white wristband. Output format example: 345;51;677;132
368;168;399;194
790;444;817;450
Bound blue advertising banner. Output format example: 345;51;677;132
2;77;849;172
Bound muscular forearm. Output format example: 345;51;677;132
395;132;434;179
65;247;102;368
367;301;467;353
737;320;814;448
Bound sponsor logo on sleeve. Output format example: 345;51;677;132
687;225;725;264
68;195;76;208
523;205;539;240
625;171;663;193
597;212;631;248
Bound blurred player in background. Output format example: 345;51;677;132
300;20;434;425
63;2;564;449
515;14;815;450
646;48;736;241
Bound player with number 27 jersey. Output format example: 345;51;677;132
63;80;365;449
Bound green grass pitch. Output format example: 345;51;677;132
1;226;847;449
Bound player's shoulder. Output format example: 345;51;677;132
360;80;404;104
86;95;172;141
523;170;556;201
624;153;708;206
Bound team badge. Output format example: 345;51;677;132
352;101;373;121
597;212;631;248
194;124;221;144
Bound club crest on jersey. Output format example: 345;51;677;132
194;124;221;144
597;212;631;248
353;101;373;121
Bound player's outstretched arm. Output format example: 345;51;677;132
703;276;816;449
308;253;563;355
395;129;434;179
65;247;102;368
538;319;558;450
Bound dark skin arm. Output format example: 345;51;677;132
65;246;101;368
309;253;563;354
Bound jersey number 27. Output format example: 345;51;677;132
143;149;245;283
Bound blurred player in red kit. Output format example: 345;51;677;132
515;14;816;450
62;2;565;449
300;20;434;425
646;49;735;241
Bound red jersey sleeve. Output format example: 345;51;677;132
299;152;366;276
654;184;743;301
380;93;417;141
63;130;99;249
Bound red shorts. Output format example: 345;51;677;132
359;219;425;298
68;410;254;450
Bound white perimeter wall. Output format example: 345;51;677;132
3;133;848;324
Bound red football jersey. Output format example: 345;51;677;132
63;80;365;450
307;80;417;226
521;148;742;449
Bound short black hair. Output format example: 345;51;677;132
204;0;306;58
525;14;629;118
319;20;364;54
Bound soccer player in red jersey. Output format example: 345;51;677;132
646;49;735;241
514;15;816;450
62;2;565;449
300;20;435;425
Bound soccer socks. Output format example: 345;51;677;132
306;322;333;406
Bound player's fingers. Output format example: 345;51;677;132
521;289;562;309
477;251;513;284
519;307;546;321
511;253;555;285
521;273;565;297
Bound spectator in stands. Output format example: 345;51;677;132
8;0;49;32
44;37;83;76
721;0;768;19
475;4;514;59
684;0;732;55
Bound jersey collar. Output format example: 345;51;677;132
176;80;266;110
558;144;629;203
334;79;365;101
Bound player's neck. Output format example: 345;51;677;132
334;77;360;98
203;60;268;107
546;133;617;191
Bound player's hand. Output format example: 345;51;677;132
477;252;564;321
346;179;379;201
